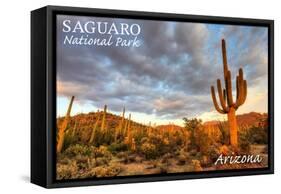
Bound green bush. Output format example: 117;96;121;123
140;142;158;159
92;145;112;159
64;144;91;157
183;118;202;150
248;126;268;144
239;125;268;152
108;142;128;153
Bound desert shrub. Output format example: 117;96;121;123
197;143;221;164
200;155;211;167
89;128;114;147
219;145;229;155
56;161;78;180
116;151;128;159
189;149;198;157
64;144;91;157
193;125;213;155
217;121;229;145
63;129;79;151
108;142;128;153
76;156;89;170
162;137;170;146
239;129;251;153
90;129;103;146
161;153;173;164
58;157;71;165
239;125;268;152
140;142;158;159
127;154;139;163
139;133;172;159
178;154;187;165
247;126;268;144
95;157;110;166
191;160;202;172
103;128;115;145
149;134;170;154
133;129;147;146
92;145;112;159
183;118;202;150
177;149;189;165
239;138;250;153
183;117;213;154
169;131;184;147
107;163;122;175
92;163;122;177
79;127;91;143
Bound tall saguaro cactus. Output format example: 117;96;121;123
57;96;75;153
210;39;247;147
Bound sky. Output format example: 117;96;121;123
56;15;268;126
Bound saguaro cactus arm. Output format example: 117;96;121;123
211;86;227;114
234;68;247;108
225;71;234;106
217;79;229;112
222;39;228;77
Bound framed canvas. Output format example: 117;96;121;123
31;5;274;188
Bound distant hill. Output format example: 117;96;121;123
155;124;184;131
236;112;268;127
204;112;268;130
58;111;147;131
57;111;267;134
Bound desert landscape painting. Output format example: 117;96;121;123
56;15;268;180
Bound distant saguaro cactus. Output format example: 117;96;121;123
89;111;101;144
127;113;132;139
125;114;132;147
57;96;74;153
115;107;125;141
210;39;247;147
101;105;107;132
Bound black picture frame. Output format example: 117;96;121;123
31;5;274;188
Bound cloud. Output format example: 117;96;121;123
56;15;268;120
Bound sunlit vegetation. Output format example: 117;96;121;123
56;99;268;180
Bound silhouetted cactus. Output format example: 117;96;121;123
57;96;74;153
210;39;247;147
